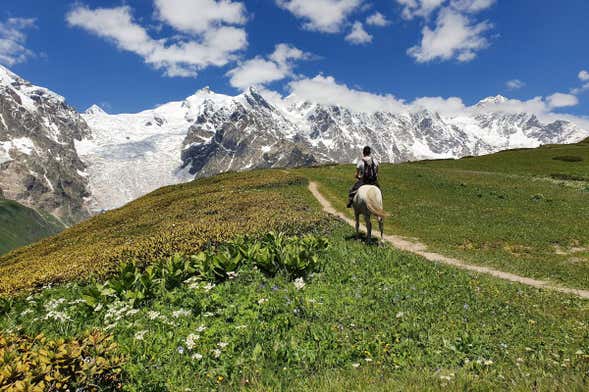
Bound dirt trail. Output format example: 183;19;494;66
308;181;589;300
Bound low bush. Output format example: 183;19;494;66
0;330;124;391
552;155;583;162
550;173;587;182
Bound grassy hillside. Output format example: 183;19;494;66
300;138;589;289
0;170;327;296
0;199;64;255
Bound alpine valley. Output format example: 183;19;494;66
1;64;587;223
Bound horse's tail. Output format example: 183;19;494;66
365;187;389;218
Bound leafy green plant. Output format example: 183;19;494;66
82;233;329;307
0;330;124;391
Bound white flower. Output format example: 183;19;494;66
212;348;222;358
217;342;228;349
127;309;139;316
134;330;148;341
191;353;203;361
20;309;33;317
196;325;207;332
172;309;191;318
258;298;268;305
43;311;71;322
364;358;373;362
395;311;405;318
147;311;161;320
186;334;200;350
483;359;494;366
203;312;215;317
294;277;306;290
352;363;360;368
227;271;238;280
94;303;103;312
203;283;216;292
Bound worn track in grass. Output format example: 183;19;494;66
308;181;589;299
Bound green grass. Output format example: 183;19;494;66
1;223;587;390
299;138;589;290
0;199;64;255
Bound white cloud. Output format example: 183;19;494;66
506;79;525;90
276;0;362;33
0;17;36;66
345;22;373;45
571;83;589;95
366;12;390;27
578;70;589;81
153;0;247;34
546;92;579;109
450;0;495;13
396;0;446;20
66;4;247;78
411;96;466;114
287;75;407;113
227;43;311;89
407;7;491;63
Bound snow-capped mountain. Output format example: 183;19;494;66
1;65;587;220
0;65;90;224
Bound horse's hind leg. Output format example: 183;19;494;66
365;215;372;241
378;217;384;240
354;211;360;240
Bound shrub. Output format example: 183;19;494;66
552;155;583;162
0;330;124;391
550;173;587;182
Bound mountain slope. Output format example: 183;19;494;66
0;198;64;255
0;65;91;224
81;88;588;212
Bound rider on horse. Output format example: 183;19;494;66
347;146;380;208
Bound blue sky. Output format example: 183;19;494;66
1;0;588;118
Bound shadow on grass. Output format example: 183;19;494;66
343;233;383;246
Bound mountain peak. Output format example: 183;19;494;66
477;95;509;106
84;104;107;115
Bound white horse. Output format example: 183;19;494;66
353;185;387;241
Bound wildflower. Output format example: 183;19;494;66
43;311;71;322
204;312;215;317
364;358;373;362
516;357;524;363
196;325;207;332
127;309;139;316
258;298;268;305
147;311;161;320
212;349;222;358
192;353;203;361
203;283;216;292
294;277;305;290
483;359;494;366
94;303;103;312
235;325;247;329
352;363;360;368
227;271;238;280
172;309;191;318
186;334;200;350
217;342;228;349
575;350;584;355
135;330;148;341
20;309;33;317
177;346;185;355
395;311;404;318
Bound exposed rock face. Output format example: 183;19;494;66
0;65;91;224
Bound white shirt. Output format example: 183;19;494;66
356;156;379;177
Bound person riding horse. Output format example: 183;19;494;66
347;146;380;208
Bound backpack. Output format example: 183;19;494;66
362;158;378;184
